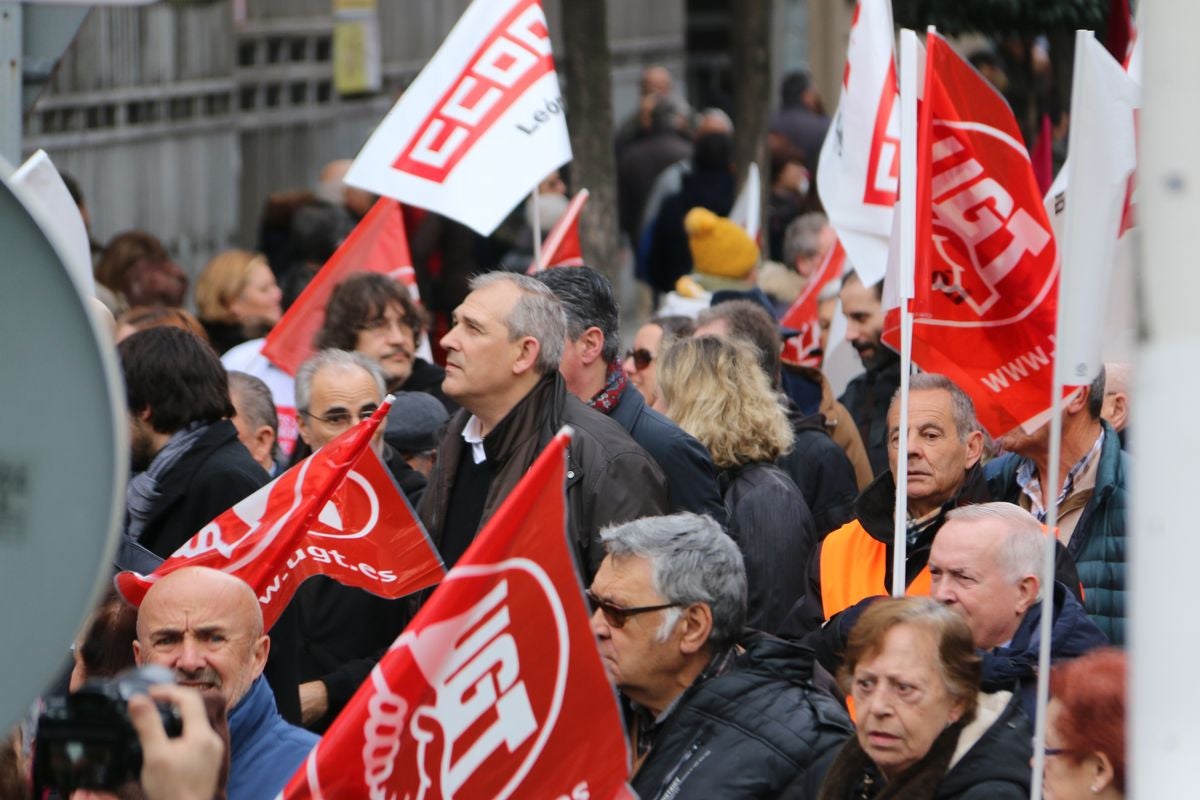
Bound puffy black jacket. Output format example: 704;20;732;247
720;462;817;634
632;635;853;800
778;405;858;537
838;357;901;478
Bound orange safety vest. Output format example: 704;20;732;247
819;519;932;619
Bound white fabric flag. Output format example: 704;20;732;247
1053;32;1139;386
729;162;761;241
11;150;94;296
816;0;898;287
346;0;572;235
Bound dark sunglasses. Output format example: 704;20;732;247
624;348;654;371
585;590;681;629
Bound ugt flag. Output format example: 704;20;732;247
262;198;416;377
816;0;898;287
346;0;573;236
883;32;1062;438
116;400;445;631
282;429;633;800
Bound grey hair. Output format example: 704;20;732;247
600;513;746;651
228;371;280;462
891;373;979;442
782;212;830;268
945;502;1046;588
294;349;386;412
468;272;566;375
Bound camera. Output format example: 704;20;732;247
33;664;183;794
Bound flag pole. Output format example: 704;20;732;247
892;29;920;597
531;182;543;268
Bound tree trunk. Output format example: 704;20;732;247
560;0;621;289
730;0;773;212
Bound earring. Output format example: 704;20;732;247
1090;787;1100;794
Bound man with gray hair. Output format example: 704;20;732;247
228;371;279;474
589;512;851;798
291;348;424;729
930;502;1106;718
422;271;668;578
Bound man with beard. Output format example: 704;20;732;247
838;270;901;477
119;327;269;560
314;272;455;411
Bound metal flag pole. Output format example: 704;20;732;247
531;181;543;269
891;28;921;597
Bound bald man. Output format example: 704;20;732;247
135;567;317;800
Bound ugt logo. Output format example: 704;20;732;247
925;121;1056;327
360;560;569;800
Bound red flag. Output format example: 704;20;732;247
528;189;589;273
262;198;416;376
883;33;1062;437
115;401;445;631
780;239;846;367
282;429;633;800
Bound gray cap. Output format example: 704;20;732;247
385;391;450;453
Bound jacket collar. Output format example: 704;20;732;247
228;676;275;756
856;462;991;544
143;420;241;524
481;373;562;469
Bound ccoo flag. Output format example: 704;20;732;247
281;429;634;800
816;0;898;287
882;32;1062;438
262;198;418;376
345;0;573;236
115;400;445;631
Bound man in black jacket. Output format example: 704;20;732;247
120;327;270;560
590;513;852;799
535;266;726;525
838;270;901;477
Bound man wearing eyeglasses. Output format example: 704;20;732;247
291;348;425;729
589;513;852;800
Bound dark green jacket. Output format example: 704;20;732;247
986;421;1128;645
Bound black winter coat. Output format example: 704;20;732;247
135;420;270;558
838;358;902;478
720;462;817;635
632;635;853;800
609;385;727;527
778;405;858;537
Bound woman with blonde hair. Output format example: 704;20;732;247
195;249;282;353
657;334;815;633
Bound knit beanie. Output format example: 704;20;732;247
684;207;760;280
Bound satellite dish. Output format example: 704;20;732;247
0;167;127;730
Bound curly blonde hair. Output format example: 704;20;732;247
658;335;794;469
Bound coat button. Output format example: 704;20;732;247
567;470;575;479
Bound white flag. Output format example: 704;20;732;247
346;0;572;235
1053;31;1139;386
816;0;898;287
11;150;94;296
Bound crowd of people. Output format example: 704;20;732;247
3;59;1135;800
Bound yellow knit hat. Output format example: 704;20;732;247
685;207;760;280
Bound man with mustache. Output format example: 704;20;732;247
134;566;316;800
838;270;901;477
315;272;455;411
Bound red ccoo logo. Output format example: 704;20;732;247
393;0;555;185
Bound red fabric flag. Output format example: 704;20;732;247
780;239;846;367
262;198;416;376
528;189;589;273
115;401;445;631
883;33;1062;437
282;429;634;800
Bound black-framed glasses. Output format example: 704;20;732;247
585;590;681;629
300;404;379;427
624;348;654;371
